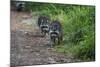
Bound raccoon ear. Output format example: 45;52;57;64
41;19;43;22
47;20;49;22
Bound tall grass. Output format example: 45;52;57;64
24;2;95;60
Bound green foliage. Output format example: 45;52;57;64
24;2;95;61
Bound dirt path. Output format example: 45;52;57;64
10;11;80;67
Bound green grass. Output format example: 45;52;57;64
22;2;95;61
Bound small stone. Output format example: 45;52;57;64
48;57;57;63
36;53;40;56
25;45;31;49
